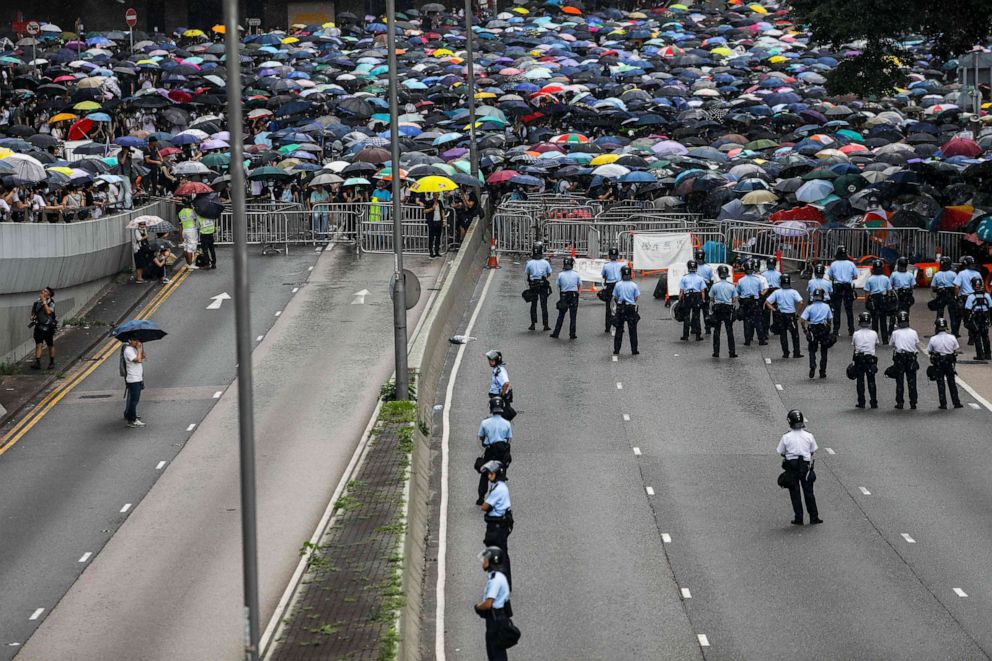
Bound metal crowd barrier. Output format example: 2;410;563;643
544;221;599;256
725;223;814;268
493;210;537;253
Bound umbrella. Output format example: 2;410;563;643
111;319;168;343
4;154;47;183
410;175;458;193
795;179;835;203
174;181;214;196
309;173;345;187
126;215;170;230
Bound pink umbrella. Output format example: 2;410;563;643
941;137;983;158
200;139;229;151
652;140;688;156
486;170;519;184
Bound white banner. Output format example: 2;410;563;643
633;233;693;271
666;263;733;297
574;257;629;284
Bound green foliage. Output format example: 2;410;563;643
398;426;415;454
0;362;21;375
379;374;417;401
380;400;416;423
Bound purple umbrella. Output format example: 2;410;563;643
200;139;229;151
441;147;468;160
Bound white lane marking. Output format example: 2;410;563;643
205;292;231;310
155;461;167;470
616;382;623;390
968;402;980;409
645;486;655;495
825;448;836;455
673;354;679;357
29;609;44;621
775;383;783;391
78;552;92;563
292;287;299;293
901;533;916;544
213;391;222;399
697;634;710;648
307;266;313;271
680;588;692;599
661;533;672;543
859;486;871;495
274;310;282;317
612;355;618;362
120;503;132;513
953;588;968;597
186;423;196;432
436;268;496;661
256;335;264;342
623;414;630;421
351;288;370;305
633;447;641;456
764;357;772;364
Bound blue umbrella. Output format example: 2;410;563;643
509;174;543;187
619;171;656;183
111;319;168;343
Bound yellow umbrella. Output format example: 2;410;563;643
589;154;620;166
282;36;299;44
433;48;454;57
669;3;689;9
47;166;74;176
212;24;226;34
741;190;778;205
512;6;529;13
748;3;768;13
136;59;159;67
410;175;458;193
73;100;101;111
628;11;647;18
0;147;14;159
768;55;788;64
710;47;733;57
183;29;206;38
49;112;78;124
322;22;336;28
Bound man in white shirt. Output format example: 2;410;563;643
888;310;920;409
122;338;146;427
776;409;821;526
927;317;962;409
851;311;880;408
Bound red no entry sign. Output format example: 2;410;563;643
26;21;40;36
125;8;138;28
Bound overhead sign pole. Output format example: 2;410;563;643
464;1;479;180
221;0;261;658
126;8;137;55
26;22;39;76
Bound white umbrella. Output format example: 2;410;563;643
591;164;630;178
172;161;213;175
309;173;344;187
5;154;46;183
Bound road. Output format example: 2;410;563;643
2;245;440;659
434;265;992;660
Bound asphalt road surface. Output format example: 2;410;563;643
2;245;439;659
436;265;992;660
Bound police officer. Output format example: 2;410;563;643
613;265;640;355
759;257;781;345
601;247;624;333
827;245;858;335
486;350;510;403
864;258;893;343
888;311;920;409
695;248;714;335
891;257;915;316
800;288;833;379
197;211;217;269
954;255;982;343
776;409;821;526
709;265;738;358
550;256;581;339
927;318;962;409
524;244;552;331
964;277;992;360
736;260;767;346
678;260;707;341
479;460;513;587
851;311;880;409
806;263;833;302
765;273;804;359
477;397;512;505
930;256;958;332
475;546;511;661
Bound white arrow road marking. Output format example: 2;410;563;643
351;289;370;304
206;292;231;310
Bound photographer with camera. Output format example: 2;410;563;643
29;287;57;370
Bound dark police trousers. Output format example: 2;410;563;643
933;288;959;335
740;298;761;344
775;311;801;357
710;303;735;356
832;283;855;334
932;355;961;407
960;296;974;344
892;351;918;406
613;303;639;354
682;292;703;339
760;288;777;342
477;442;511;502
484;513;513;589
551;291;579;338
896;288;914;316
854;353;878;407
869;293;891;343
485;608;510;661
603;282;616;331
972;319;991;360
806;324;831;376
200;233;216;267
528;279;549;327
784;458;818;522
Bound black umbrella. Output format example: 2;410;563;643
110;319;168;343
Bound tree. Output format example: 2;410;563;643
790;0;992;97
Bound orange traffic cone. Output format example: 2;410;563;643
486;238;500;269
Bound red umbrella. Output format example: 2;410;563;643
168;89;193;104
67;117;94;140
934;205;974;231
486;170;519;184
174;181;214;196
941;137;983;158
769;205;824;224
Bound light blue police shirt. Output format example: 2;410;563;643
490;365;508;396
709;279;736;304
801;301;833;324
955;269;981;295
931;270;957;289
613;280;640;304
479;415;512;445
864;274;892;294
736;274;763;298
763;269;782;289
965;292;992;311
698;263;714;284
485;480;511;517
483;570;510;608
767;288;803;313
828;259;858;284
525;258;552;281
679;272;707;293
557;270;581;292
891;271;915;290
602;261;623;284
807;277;833;300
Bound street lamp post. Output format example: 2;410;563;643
464;0;479;180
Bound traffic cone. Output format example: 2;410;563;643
486;238;500;269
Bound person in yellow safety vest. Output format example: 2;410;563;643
178;205;200;270
197;213;216;269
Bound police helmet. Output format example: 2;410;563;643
939;256;952;271
620;265;632;280
694;248;705;262
717;265;730;279
478;545;506;571
787;409;805;430
871;258;884;275
835;245;848;259
972;276;984;292
811;288;825;302
531;243;544;258
896;310;910;328
962;255;976;268
480;460;506;480
608;246;620;260
489;396;504;415
780;273;792;287
934;317;949;332
485;350;503;365
896;257;909;272
813;263;825;278
742;260;754;275
766;256;777;270
687;259;698;272
859;311;872;326
563;256;575;269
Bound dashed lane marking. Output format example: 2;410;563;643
633;447;641;456
612;355;618;362
186;423;196;432
213;391;222;399
78;552;92;563
256;335;264;342
292;287;299;293
616;382;623;390
622;414;630;421
859;486;871;495
825;448;835;455
697;634;710;648
274;310;282;317
661;533;672;543
29;609;43;621
775;383;783;391
645;486;655;495
155;461;167;470
120;503;132;513
968;403;980;409
765;358;772;364
901;533;916;544
680;588;692;599
953;588;968;597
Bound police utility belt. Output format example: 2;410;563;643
616;301;639;321
484;508;514;528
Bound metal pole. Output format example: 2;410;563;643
386;0;409;400
222;3;261;659
464;1;479;180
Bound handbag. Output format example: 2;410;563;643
596;288;610;302
846;362;858;380
521;288;537;303
501;400;517;421
777;470;796;489
494;612;521;649
806;459;816;483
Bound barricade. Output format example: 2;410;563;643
493;210;537;254
544;221;599;256
725;221;813;268
359;203;451;255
